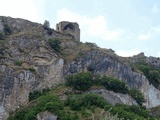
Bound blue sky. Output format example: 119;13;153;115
0;0;160;57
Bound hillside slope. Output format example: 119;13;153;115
0;16;160;119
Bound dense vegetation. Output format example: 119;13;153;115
132;62;160;89
8;72;156;120
66;72;92;91
66;72;145;106
29;89;50;101
8;87;155;120
129;88;146;106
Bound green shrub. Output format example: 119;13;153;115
43;20;53;35
0;40;4;44
65;93;107;111
14;60;23;66
83;93;107;108
48;38;61;52
148;70;160;87
3;24;12;35
8;90;153;120
46;28;53;35
110;104;152;120
134;62;160;88
0;32;5;40
129;88;145;106
65;95;83;110
28;67;36;72
102;76;128;94
43;20;50;29
66;72;92;91
24;110;36;120
29;89;50;101
66;72;129;93
9;94;64;120
44;101;63;113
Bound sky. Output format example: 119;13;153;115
0;0;160;57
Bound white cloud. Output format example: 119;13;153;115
137;34;150;41
151;26;160;33
0;0;45;23
57;8;123;41
116;49;141;57
151;4;159;13
137;26;160;41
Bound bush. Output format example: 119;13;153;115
9;94;64;120
43;20;53;35
66;72;92;91
43;20;50;29
148;70;160;88
0;32;5;40
29;89;50;101
102;76;128;94
66;72;129;93
65;93;107;111
0;48;4;54
129;88;145;106
14;60;23;66
48;38;61;53
83;93;107;108
28;67;36;72
134;62;160;88
45;101;63;113
3;24;12;35
111;104;151;120
24;110;36;120
46;28;53;35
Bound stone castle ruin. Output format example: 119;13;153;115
56;21;80;42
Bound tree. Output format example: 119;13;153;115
43;20;50;29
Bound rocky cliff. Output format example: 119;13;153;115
0;16;160;119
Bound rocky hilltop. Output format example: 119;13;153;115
0;16;160;119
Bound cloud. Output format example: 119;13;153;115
0;0;45;23
115;49;141;57
137;33;150;41
56;8;123;41
151;4;159;13
151;26;160;33
137;26;160;41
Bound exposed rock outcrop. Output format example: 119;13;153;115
1;16;160;119
37;111;57;120
0;16;65;119
89;89;138;106
64;50;160;108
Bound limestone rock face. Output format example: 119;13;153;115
65;50;160;108
37;111;57;120
0;31;64;119
89;89;138;106
1;16;160;119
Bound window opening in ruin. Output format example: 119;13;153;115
63;23;75;30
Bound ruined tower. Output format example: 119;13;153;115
56;21;80;42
